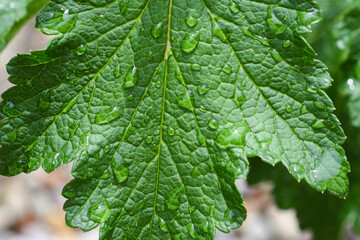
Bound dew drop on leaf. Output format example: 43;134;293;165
229;0;240;13
297;9;320;27
75;44;87;56
168;127;175;136
285;105;293;113
190;63;201;71
185;15;198;27
312;119;326;129
213;25;226;42
222;64;232;74
176;96;192;110
208;118;219;130
314;100;327;111
270;49;282;63
181;32;200;53
235;92;246;106
216;121;249;148
165;185;185;210
307;85;318;93
95;106;124;125
151;22;163;39
283;40;293;48
197;85;209;95
266;6;287;34
186;223;197;238
113;65;121;77
301;105;309;114
89;200;112;223
112;163;129;183
145;136;153;144
158;217;168;232
123;65;138;89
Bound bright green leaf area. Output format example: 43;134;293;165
0;0;49;51
248;0;360;239
0;0;350;239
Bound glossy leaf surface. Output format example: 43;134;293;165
0;0;349;239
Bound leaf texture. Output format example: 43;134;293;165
0;0;350;239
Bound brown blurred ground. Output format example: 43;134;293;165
0;18;312;240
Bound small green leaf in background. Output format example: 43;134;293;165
0;0;49;51
0;0;350;239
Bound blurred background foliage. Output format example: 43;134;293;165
248;0;360;239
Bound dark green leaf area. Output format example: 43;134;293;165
0;0;350;239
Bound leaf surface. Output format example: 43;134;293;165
0;0;350;239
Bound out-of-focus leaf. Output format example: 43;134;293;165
0;0;49;51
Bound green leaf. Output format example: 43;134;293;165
0;0;49;51
247;1;360;239
0;0;349;239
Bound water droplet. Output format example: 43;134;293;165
151;22;163;39
216;121;249;147
101;170;110;179
113;65;121;77
266;6;287;34
181;32;201;53
202;221;210;233
123;65;138;89
111;153;129;183
75;44;87;56
292;163;305;175
185;15;198;27
96;106;124;125
297;9;320;27
156;80;162;88
312;148;342;182
241;80;246;87
312;119;326;129
229;0;240;13
301;105;309;114
159;217;168;232
197;85;209;95
126;95;134;101
176;96;192;110
285;105;293;113
145;136;153;144
213;26;226;42
222;64;232;74
89;200;112;223
190;63;201;71
307;85;318;93
166;185;185;210
191;167;201;177
187;223;197;238
283;40;293;48
270;49;282;63
314;100;327;111
168;127;175;136
235;92;246;106
208;118;219;130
